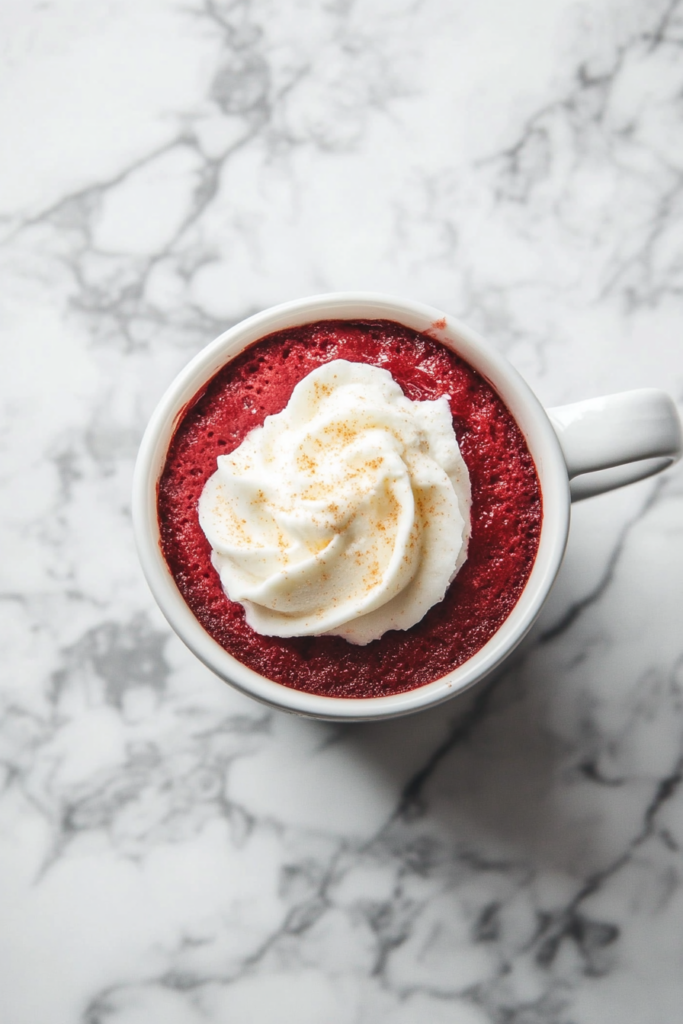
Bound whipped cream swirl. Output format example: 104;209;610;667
198;359;471;644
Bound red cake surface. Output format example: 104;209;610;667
158;320;542;698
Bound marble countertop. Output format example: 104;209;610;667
2;1;683;1022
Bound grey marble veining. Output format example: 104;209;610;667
1;1;682;1022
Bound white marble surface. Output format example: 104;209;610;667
1;1;683;1021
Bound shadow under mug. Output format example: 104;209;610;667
132;293;682;721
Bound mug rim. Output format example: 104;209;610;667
132;292;570;721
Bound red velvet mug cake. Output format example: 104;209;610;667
158;319;542;699
134;293;680;720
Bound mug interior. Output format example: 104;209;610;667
133;293;571;721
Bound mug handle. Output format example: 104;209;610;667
547;390;683;502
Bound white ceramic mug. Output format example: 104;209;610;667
133;294;682;721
